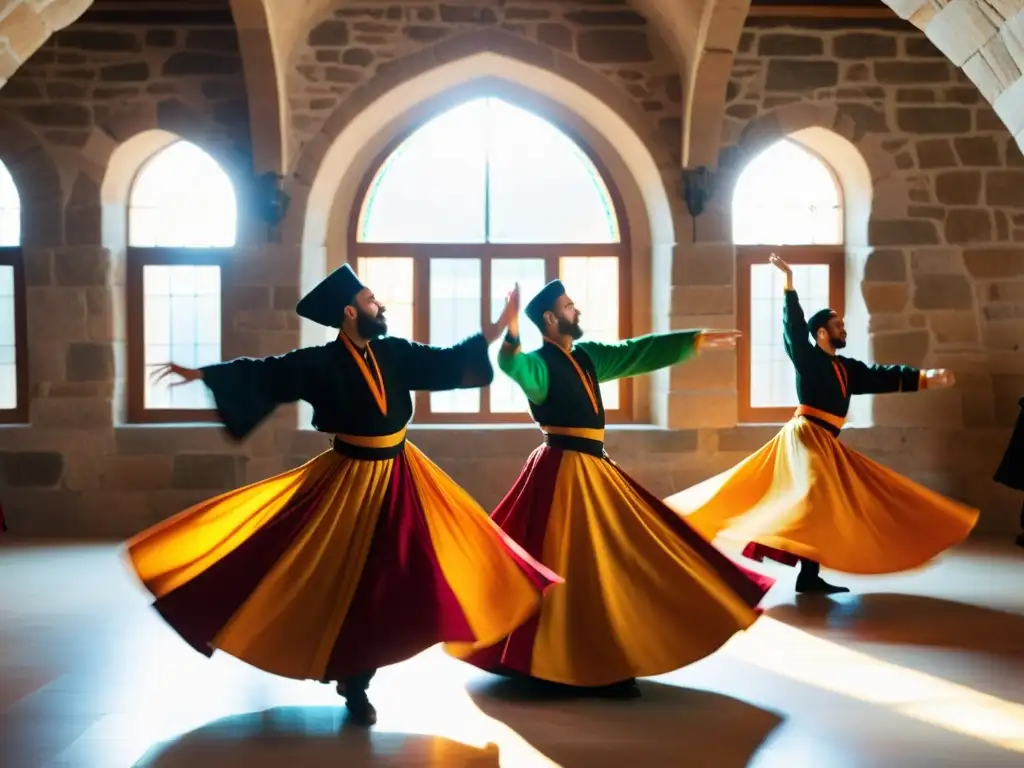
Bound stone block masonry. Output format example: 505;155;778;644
0;23;250;156
721;23;1024;431
289;0;682;166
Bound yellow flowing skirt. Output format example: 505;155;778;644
449;444;774;687
126;443;558;683
664;416;979;574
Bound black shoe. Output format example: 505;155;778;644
345;693;377;726
796;575;850;595
336;682;377;726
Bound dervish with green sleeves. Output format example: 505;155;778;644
446;280;774;698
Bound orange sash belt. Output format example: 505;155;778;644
794;405;845;430
333;428;407;449
541;425;606;442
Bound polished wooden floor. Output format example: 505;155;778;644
1;537;1023;768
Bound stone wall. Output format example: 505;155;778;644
0;13;1021;540
0;22;249;155
287;0;681;167
710;23;1024;435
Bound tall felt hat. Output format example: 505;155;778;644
525;279;566;328
808;307;837;338
296;263;365;328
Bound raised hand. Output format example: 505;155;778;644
699;330;742;352
150;362;203;388
484;283;520;343
507;282;520;338
769;253;791;275
923;368;955;389
769;253;793;291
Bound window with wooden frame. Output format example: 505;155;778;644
733;139;846;424
126;140;237;423
349;96;632;424
0;160;27;424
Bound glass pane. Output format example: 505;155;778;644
143;264;220;410
0;161;20;247
129;141;237;248
429;258;481;413
357;257;414;340
733;139;842;246
559;256;620;410
358;100;488;244
487;99;618;244
489;258;547;413
748;263;831;410
0;266;15;408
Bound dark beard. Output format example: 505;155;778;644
356;308;387;338
830;334;847;350
558;318;583;340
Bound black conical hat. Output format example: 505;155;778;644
525;279;566;328
296;264;365;329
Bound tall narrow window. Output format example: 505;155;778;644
0;159;26;424
733;139;845;423
352;96;630;423
126;140;237;423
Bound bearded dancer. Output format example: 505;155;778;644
448;281;774;697
665;255;979;594
126;265;560;725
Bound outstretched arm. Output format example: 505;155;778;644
844;359;953;395
390;334;495;392
391;284;520;391
195;347;322;440
575;331;703;383
497;333;549;404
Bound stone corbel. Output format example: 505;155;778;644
681;165;717;242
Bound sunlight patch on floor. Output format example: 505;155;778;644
731;618;1024;753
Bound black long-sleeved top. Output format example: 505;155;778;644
200;334;493;444
784;290;922;421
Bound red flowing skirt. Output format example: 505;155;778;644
126;444;559;683
447;445;774;687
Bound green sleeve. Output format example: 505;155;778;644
497;336;549;404
575;330;703;384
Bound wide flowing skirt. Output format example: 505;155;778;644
447;445;775;687
126;443;559;683
664;416;980;575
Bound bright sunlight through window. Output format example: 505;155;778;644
129;141;237;248
357;97;620;245
0;159;19;411
732;139;842;246
131;141;235;411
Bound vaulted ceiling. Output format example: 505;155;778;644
2;0;1024;177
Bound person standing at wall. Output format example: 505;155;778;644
994;399;1024;548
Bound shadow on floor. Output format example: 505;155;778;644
769;592;1024;655
467;677;784;768
134;706;500;768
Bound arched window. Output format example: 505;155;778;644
0;159;27;423
126;140;237;423
733;139;845;423
352;96;629;422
